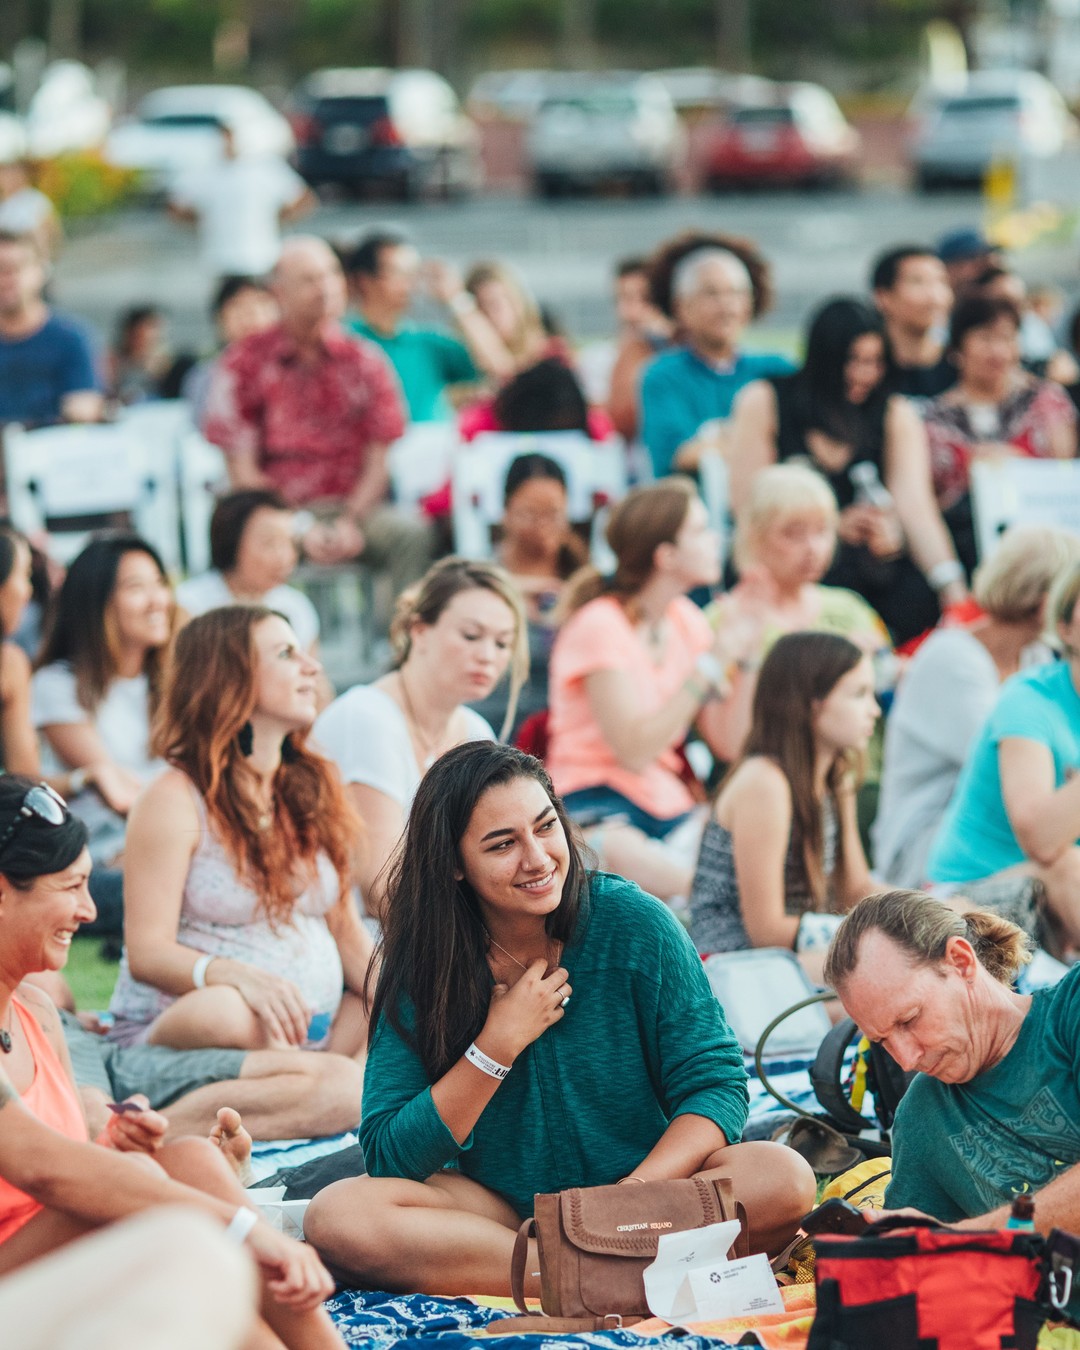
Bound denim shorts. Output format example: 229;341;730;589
562;786;691;840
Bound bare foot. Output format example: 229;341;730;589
210;1106;254;1187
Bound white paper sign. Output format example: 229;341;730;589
642;1220;783;1323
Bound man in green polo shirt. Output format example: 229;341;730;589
344;232;512;423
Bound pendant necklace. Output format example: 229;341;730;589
484;930;569;1006
0;1007;13;1054
398;671;447;770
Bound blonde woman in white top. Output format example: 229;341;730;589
315;558;528;921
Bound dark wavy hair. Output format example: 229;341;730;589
368;741;589;1080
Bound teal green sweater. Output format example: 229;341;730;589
359;872;749;1218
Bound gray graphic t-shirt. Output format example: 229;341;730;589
886;966;1080;1221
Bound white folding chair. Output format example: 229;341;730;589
451;431;628;562
387;422;459;513
4;421;181;570
970;458;1080;561
175;429;228;576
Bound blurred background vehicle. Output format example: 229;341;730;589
288;66;480;200
526;72;683;197
909;69;1077;192
24;61;111;158
701;82;861;190
104;85;293;193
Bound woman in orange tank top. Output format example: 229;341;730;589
0;774;345;1348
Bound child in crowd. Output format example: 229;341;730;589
315;558;528;921
177;488;320;654
303;741;814;1290
707;463;890;764
689;632;879;982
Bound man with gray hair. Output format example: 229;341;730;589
825;889;1080;1233
203;235;432;590
640;245;791;478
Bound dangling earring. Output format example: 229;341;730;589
237;722;254;757
281;735;299;764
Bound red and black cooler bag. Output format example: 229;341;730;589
809;1222;1046;1350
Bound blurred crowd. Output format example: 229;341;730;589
3;131;1080;1334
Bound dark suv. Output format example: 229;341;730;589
288;67;479;199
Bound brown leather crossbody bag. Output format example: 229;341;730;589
487;1177;748;1335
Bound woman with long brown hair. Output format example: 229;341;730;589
107;605;370;1058
688;632;878;980
545;478;753;898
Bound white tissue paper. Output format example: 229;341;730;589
246;1186;310;1241
642;1219;783;1324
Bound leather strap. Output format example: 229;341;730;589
484;1313;641;1336
510;1216;537;1313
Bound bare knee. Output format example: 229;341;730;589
307;1053;364;1134
148;988;265;1051
158;1137;238;1197
304;1176;393;1272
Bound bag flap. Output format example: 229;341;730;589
558;1178;724;1257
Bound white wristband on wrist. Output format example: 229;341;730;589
224;1207;258;1245
465;1042;511;1080
192;955;216;989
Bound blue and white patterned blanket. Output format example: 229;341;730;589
327;1290;743;1349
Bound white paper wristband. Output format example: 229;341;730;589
465;1042;511;1080
191;955;215;990
224;1206;258;1245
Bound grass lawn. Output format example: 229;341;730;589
65;936;120;1010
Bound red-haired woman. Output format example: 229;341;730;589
107;606;370;1058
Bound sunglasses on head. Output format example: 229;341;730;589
0;783;68;865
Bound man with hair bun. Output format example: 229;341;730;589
824;890;1080;1232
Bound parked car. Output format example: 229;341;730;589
910;70;1077;191
288;67;479;199
527;74;683;197
702;83;860;190
104;85;294;192
24;61;111;159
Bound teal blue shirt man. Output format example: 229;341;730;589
348;317;476;423
344;231;494;424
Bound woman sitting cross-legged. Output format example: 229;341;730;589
107;606;371;1058
303;741;815;1293
0;774;343;1349
689;633;879;982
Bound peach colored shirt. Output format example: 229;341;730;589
547;595;711;819
0;995;88;1246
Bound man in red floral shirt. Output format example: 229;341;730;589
202;234;431;595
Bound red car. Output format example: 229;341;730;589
703;83;861;190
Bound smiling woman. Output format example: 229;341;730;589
0;771;344;1348
302;740;816;1295
106;605;370;1062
